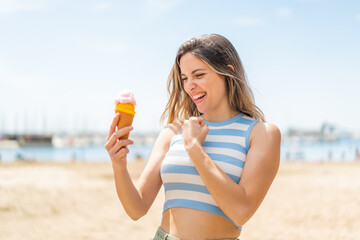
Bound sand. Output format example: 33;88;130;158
1;160;359;240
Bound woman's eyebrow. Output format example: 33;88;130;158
181;68;207;76
192;68;206;74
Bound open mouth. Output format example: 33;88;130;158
192;92;207;103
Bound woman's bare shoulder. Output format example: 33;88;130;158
164;122;183;133
155;122;183;146
250;122;281;146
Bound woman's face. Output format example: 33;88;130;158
180;52;230;119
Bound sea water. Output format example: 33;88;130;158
1;138;360;163
0;144;153;163
281;137;360;162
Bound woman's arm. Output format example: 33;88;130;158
105;113;179;220
183;117;281;226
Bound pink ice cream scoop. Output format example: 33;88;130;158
114;90;136;106
114;90;136;139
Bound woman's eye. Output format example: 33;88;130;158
181;77;188;81
195;73;204;78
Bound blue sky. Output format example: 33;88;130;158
0;0;359;135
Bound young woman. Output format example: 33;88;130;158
105;34;281;240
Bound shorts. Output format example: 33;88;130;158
151;227;239;240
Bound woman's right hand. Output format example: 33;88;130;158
105;113;134;169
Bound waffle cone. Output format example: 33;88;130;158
116;111;134;140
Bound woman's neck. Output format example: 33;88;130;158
203;109;240;122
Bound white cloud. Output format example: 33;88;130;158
92;43;127;54
0;0;47;14
356;14;360;21
0;59;8;78
234;17;263;27
70;35;128;54
0;58;56;91
276;7;292;17
90;2;112;11
3;72;56;91
142;0;184;17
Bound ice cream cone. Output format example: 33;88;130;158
115;103;135;140
114;90;136;140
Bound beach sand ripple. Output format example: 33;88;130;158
1;161;359;240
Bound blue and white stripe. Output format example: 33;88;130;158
160;113;258;230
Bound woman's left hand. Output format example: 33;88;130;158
182;117;209;149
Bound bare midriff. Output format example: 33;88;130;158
160;207;241;239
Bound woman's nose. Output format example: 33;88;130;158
184;78;195;92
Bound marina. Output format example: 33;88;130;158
0;132;157;163
1;130;360;163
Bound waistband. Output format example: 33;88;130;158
152;227;240;240
152;227;179;240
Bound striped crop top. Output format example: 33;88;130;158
160;113;258;230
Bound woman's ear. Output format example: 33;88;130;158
227;64;234;71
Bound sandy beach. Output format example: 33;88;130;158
1;160;359;240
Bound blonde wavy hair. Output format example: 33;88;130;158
161;34;265;124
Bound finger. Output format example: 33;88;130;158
189;116;198;121
105;126;133;150
189;116;203;122
114;147;130;159
107;113;120;141
109;139;134;155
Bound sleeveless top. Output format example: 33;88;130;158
160;113;258;230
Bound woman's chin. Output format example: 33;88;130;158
194;102;210;115
195;106;206;114
198;110;209;116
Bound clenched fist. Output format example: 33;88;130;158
182;117;209;150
